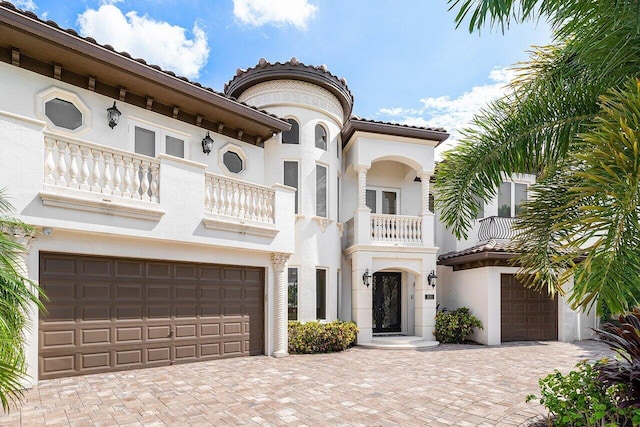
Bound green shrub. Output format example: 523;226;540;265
434;307;483;343
288;320;358;354
526;360;638;426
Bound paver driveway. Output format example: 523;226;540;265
0;340;612;426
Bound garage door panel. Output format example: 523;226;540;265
147;284;171;299
501;274;557;342
175;265;197;280
147;347;171;363
80;259;112;277
147;305;171;318
147;262;172;279
81;352;110;369
42;256;77;275
116;284;143;300
82;329;110;345
115;260;144;277
80;305;111;321
40;253;264;380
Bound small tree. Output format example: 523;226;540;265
0;188;45;412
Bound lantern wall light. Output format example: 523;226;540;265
202;131;214;155
107;101;121;129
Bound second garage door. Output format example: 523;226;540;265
39;253;264;380
501;273;558;342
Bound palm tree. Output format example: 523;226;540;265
438;1;640;314
0;188;45;412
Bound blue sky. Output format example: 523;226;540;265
13;0;550;151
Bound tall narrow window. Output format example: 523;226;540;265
316;164;327;217
134;126;155;157
284;161;299;214
315;124;327;150
366;189;377;213
283;118;299;144
472;194;484;219
337;176;340;222
515;183;527;216
316;268;326;319
498;182;512;217
288;268;298;321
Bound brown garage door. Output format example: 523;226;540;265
39;253;264;380
501;274;557;342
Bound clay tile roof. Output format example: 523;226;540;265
438;239;516;263
349;116;448;134
0;1;286;124
341;116;450;146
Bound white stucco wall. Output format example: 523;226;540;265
244;80;344;322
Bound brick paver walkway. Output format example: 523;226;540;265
0;340;612;426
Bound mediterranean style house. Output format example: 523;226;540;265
0;2;596;384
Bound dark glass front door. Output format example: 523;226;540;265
373;272;401;333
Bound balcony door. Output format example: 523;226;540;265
366;188;398;214
372;272;401;333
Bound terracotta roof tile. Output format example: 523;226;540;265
438;239;516;262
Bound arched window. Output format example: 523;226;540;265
315;124;327;150
282;118;300;144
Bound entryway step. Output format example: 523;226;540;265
360;336;440;350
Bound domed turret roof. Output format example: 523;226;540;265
225;57;354;121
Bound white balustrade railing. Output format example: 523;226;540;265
205;173;275;224
371;214;422;244
44;134;160;203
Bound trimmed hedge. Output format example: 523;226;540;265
288;320;358;354
434;307;483;343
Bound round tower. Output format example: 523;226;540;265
226;58;353;322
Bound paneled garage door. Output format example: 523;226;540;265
501;274;557;342
39;253;264;380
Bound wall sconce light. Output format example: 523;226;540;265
202;131;214;155
362;268;372;288
427;270;438;288
107;101;121;129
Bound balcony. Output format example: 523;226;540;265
345;211;433;249
477;216;519;241
203;172;278;237
40;133;163;220
37;133;294;246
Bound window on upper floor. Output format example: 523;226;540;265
219;143;248;176
366;188;398;215
45;98;83;130
472;194;484;219
132;121;188;159
36;87;91;134
316;164;328;217
284;161;299;214
283;118;300;144
315;124;327;150
498;182;527;217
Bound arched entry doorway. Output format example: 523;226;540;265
373;272;402;333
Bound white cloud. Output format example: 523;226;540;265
77;5;209;79
376;67;516;158
233;0;318;29
14;0;37;11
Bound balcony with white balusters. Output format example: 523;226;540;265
37;132;295;248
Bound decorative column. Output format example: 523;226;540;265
419;173;434;247
356;165;369;208
271;252;291;357
420;173;431;215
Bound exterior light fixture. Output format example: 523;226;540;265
202;131;214;155
427;270;438;288
362;268;372;288
107;101;121;129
